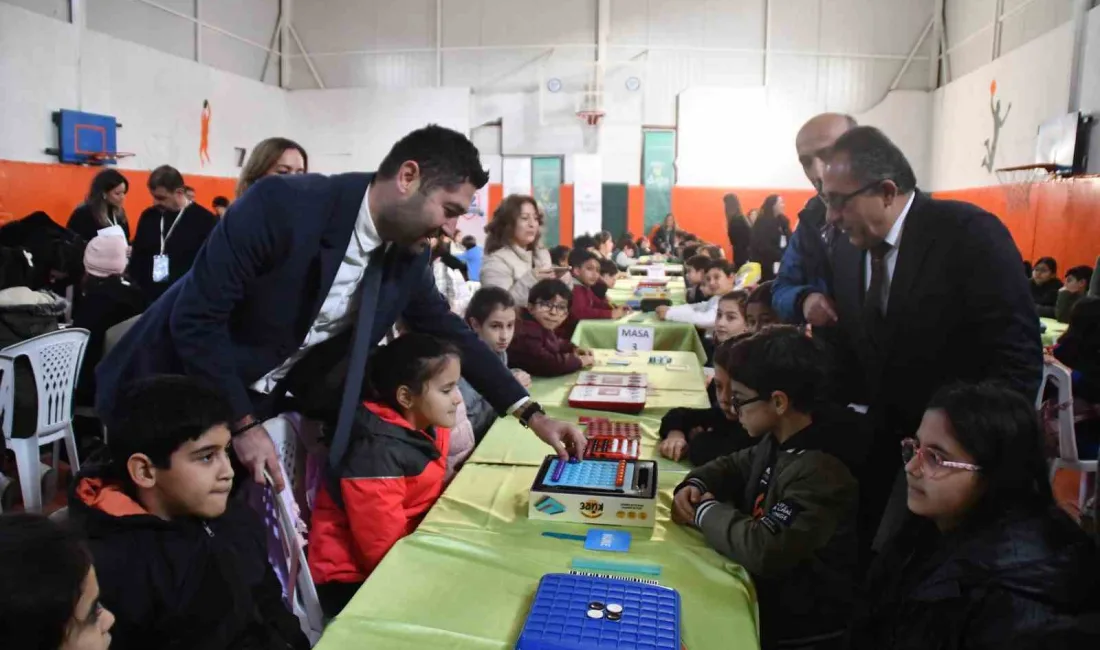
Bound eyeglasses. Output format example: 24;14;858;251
729;394;768;412
822;180;886;212
534;301;569;314
900;438;981;478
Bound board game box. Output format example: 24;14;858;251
575;372;648;389
529;457;658;528
567;385;647;414
579;418;642;460
514;572;681;650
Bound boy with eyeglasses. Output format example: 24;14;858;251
672;326;867;650
508;279;595;376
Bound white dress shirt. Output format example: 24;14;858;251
251;188;382;393
863;192;915;314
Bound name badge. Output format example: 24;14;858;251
153;255;170;283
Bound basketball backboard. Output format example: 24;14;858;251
48;109;123;165
1035;111;1093;173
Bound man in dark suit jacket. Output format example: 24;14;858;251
97;125;585;491
821;126;1042;551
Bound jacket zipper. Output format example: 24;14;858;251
202;522;214;537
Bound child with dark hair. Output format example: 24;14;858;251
1056;265;1093;323
657;260;736;327
0;513;115;650
681;244;701;262
636;237;653;256
570;250;629;321
68;375;309;650
672;326;866;650
509;279;595;376
702;244;724;261
549;245;572;268
659;294;757;467
598;259;619;294
310;334;462;617
1030;256;1062;317
685;254;713;304
211;195;230;218
614;236;637;270
460;287;530;441
745;281;778;332
849;382;1100;649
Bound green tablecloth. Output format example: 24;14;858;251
1042;317;1068;347
571;314;708;363
606;276;687;306
629;263;685;276
318;464;759;650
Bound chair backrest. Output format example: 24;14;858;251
1038;361;1080;462
0;328;90;439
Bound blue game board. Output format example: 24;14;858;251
515;573;681;650
545;459;635;491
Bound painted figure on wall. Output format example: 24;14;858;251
981;80;1011;173
200;100;212;166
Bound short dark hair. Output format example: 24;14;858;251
1066;265;1093;284
212;195;230;208
549;245;571;266
376;124;489;192
635;237;650;248
528;278;572;305
926;382;1053;518
747;280;773;308
460;235;477;250
0;513;93;650
599;259;618;276
828;126;917;194
702;245;723;260
183;185;195;193
573;234;596;251
465;286;515;325
719;290;749;315
708;259;736;276
616;236;636;252
716;326;824;412
681;245;700;261
1035;256;1058;275
110;376;234;477
147;165;185;193
570;248;599;269
366;333;460;413
686;254;712;273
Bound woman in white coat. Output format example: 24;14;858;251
479;194;562;304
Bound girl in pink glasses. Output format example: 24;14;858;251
848;382;1100;649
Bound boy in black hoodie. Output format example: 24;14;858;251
68;375;309;650
672;326;867;650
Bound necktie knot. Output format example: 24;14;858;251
871;241;892;261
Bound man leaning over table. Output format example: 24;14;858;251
96;125;586;492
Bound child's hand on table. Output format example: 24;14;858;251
672;483;703;524
659;431;689;461
578;353;595;368
655;305;670;320
511;368;532;388
611;306;630;319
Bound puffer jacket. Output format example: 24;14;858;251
848;509;1100;650
0;287;68;438
676;410;869;649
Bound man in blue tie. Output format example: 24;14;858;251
97;125;586;490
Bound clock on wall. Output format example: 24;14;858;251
547;78;563;93
625;76;642;92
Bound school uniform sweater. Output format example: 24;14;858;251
508;309;583;377
130;202;218;303
571;283;614;320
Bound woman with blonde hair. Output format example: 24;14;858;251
236;137;308;197
480;194;560;304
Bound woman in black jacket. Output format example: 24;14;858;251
67;169;131;242
750;194;790;281
724;193;751;269
848;382;1100;650
652;213;681;255
1031;256;1063;318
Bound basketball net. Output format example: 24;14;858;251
994;164;1057;212
577;109;605;153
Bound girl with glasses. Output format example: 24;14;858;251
848;382;1100;649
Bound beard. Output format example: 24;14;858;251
376;193;440;252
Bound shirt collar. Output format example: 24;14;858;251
355;184;383;251
884;192;916;250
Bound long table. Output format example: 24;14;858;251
1042;317;1068;347
571;312;708;363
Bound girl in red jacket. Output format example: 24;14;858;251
308;333;462;618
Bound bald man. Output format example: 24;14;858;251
772;113;856;325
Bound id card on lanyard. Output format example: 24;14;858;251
153;204;187;283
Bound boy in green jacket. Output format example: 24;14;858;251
672;326;865;650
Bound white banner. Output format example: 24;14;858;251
572;154;603;236
502;157;532;197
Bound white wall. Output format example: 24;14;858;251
1081;5;1100;174
0;2;287;178
944;0;1078;82
929;19;1076;190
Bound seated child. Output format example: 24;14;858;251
68;376;309;650
635;237;653;256
549;245;572;268
681;244;701;262
660;292;757;466
599;258;620;292
459;287;531;442
684;254;712;304
509;279;595;376
310;334;461;617
1056;265;1093;323
656;259;735;328
570;250;629;321
672;327;863;650
848;382;1100;649
745;281;778;332
701;244;724;260
0;512;115;650
614;236;637;270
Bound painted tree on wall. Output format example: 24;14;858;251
981;80;1011;173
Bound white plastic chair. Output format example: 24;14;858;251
1039;360;1099;512
0;328;90;512
265;414;324;643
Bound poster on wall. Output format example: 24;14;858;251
532;157;562;247
503;157;533;197
642;130;675;234
573;154;603;237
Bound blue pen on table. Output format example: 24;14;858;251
542;532;587;542
572;557;661;576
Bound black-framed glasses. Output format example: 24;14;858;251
534;301;569;314
729;394;768;412
822;179;886;212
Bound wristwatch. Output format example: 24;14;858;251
516;401;545;428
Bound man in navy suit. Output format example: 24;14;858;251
97;125;585;490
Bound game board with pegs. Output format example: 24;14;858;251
529;457;658;527
575;372;648;388
579;418;641;460
515;572;681;650
568;386;647;414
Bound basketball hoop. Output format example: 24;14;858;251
83;151;135;166
577;110;605;153
576;109;605;127
995;163;1059;211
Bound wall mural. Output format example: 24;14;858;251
199;100;212;166
981;80;1011;173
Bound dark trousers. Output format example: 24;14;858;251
317;581;364;620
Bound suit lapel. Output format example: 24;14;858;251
884;192;936;333
308;173;373;322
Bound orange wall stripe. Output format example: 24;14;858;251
558;184;574;246
670;187;817;259
627;185;645;240
486;183;503;219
